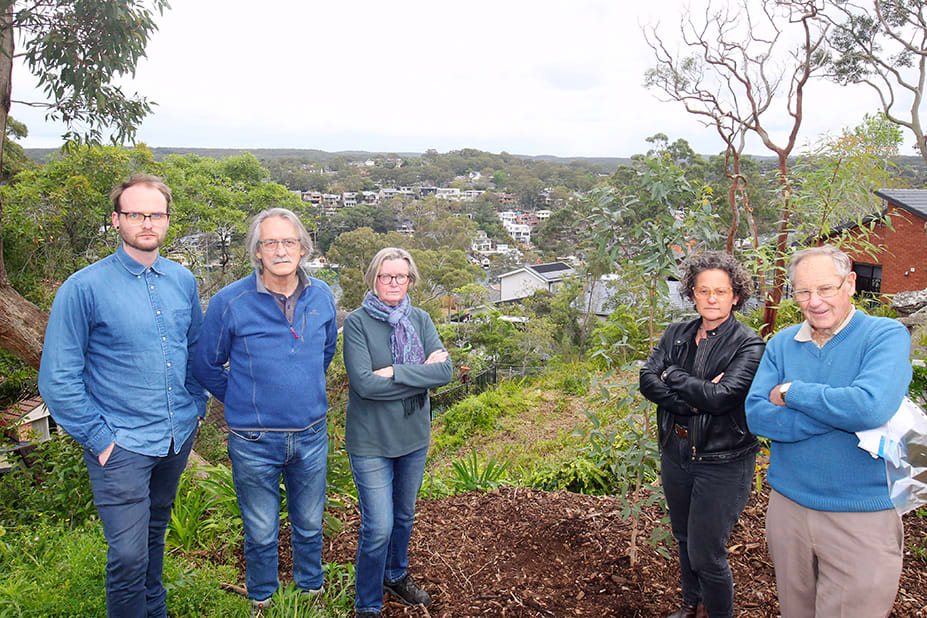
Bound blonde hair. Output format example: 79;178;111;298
364;247;419;294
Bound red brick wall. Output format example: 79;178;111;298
840;206;927;294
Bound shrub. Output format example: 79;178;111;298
0;435;95;529
432;380;535;453
449;450;510;492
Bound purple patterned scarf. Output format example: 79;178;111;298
361;291;425;365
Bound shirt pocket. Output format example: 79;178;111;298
172;308;192;340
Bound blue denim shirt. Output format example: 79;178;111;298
38;245;208;457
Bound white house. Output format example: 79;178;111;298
436;187;461;201
498;261;575;303
471;230;493;252
0;397;58;471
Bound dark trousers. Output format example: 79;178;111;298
661;433;755;618
84;432;195;618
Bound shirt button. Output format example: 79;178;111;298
157;311;161;315
150;285;155;290
167;362;171;367
162;336;167;341
168;387;172;391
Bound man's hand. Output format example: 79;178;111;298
373;366;394;378
98;442;115;466
424;350;449;364
769;384;788;407
711;372;724;384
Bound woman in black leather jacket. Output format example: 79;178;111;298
640;252;764;618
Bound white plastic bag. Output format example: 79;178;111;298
884;397;927;515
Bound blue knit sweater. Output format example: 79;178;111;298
745;311;911;512
192;272;338;430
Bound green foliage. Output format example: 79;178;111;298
0;352;36;412
0;436;95;529
911;363;927;403
1;145;154;305
432;380;536;453
166;470;229;553
743;299;804;336
256;564;355;617
588;305;651;368
526;454;613;495
193;415;229;465
10;0;169;145
449;450;510;492
0;521;246;617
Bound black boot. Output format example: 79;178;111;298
667;602;708;618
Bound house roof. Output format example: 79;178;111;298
498;261;576;283
1;396;45;425
873;189;927;221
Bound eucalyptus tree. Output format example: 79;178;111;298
825;0;927;166
642;0;830;337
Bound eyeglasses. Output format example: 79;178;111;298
377;273;410;285
120;211;169;225
259;239;300;251
792;277;846;303
693;287;733;299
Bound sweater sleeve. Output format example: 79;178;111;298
191;294;232;403
785;319;911;433
343;313;429;401
745;336;833;442
392;311;453;389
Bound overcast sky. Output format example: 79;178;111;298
13;0;904;158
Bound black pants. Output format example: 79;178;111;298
660;433;755;618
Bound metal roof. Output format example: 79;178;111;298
873;189;927;220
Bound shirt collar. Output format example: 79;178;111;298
254;268;310;295
114;244;166;275
795;306;856;346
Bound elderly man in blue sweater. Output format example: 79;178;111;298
746;245;912;618
193;208;337;615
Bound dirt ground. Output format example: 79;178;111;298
254;485;927;617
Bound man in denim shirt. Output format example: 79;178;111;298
39;174;207;618
193;208;337;615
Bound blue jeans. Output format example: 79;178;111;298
350;446;428;614
228;421;328;601
84;431;195;618
661;433;755;618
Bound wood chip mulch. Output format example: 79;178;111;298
265;485;927;617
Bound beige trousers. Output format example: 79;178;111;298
766;489;903;618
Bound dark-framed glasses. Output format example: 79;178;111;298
792;277;846;303
259;238;300;251
693;286;732;299
377;273;410;285
120;211;169;225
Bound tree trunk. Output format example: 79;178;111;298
0;5;47;370
0;285;48;369
761;155;793;339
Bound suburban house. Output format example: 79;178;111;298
823;189;927;295
498;261;576;303
0;396;57;471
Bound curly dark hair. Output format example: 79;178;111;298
678;251;754;312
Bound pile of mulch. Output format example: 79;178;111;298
250;485;927;617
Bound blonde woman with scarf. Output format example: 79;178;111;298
343;247;452;618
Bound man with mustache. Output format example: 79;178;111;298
39;174;208;617
193;208;337;616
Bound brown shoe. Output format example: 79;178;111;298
695;603;709;618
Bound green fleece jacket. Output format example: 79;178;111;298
343;305;452;457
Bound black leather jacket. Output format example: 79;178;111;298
639;315;765;463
